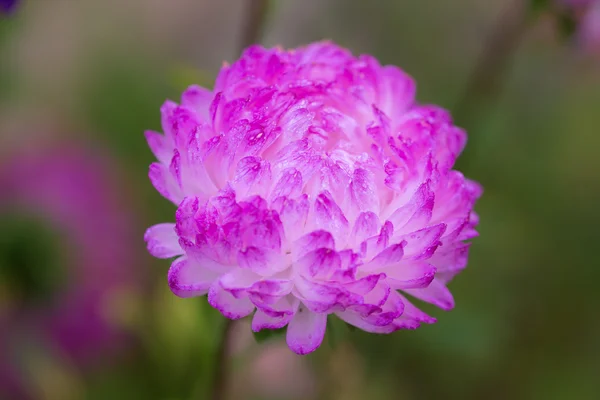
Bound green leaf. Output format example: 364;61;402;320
252;327;287;344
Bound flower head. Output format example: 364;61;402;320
145;41;481;354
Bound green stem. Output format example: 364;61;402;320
210;319;235;400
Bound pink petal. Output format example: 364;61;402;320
237;246;287;275
149;162;182;204
378;66;416;117
348;168;379;215
145;130;171;165
251;295;298;319
361;290;405;326
286;307;327;355
181;85;212;120
144;223;182;258
181;238;235;273
337;290;404;332
232;156;272;199
293;230;336;258
429;242;470;275
397;293;436;324
295;248;341;279
344;273;385;295
168;257;220;298
365;242;406;270
362;280;391;307
385;262;436;289
394;223;446;260
388;181;434;232
218;268;261;298
248;280;294;304
270;168;303;200
404;278;455;310
311;191;349;246
252;309;294;331
208;281;256;319
351;211;380;245
271;194;310;242
359;220;394;261
336;310;399;334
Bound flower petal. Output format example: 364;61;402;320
237;246;287;275
218;268;261;298
168;257;220;298
394;223;446;260
252;309;294;331
149;162;182;204
311;191;349;246
350;211;380;246
385;262;436;289
293;230;335;258
181;85;212;120
271;194;310;242
144;223;182;258
295;248;341;279
286;307;327;355
232;156;272;199
404;278;455;310
365;242;406;270
271;168;303;200
388;181;434;233
294;275;361;313
248;280;294;307
208;281;256;319
145;130;171;165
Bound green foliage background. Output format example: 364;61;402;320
1;1;599;399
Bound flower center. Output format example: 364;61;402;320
0;213;68;307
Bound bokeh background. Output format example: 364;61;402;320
1;0;599;399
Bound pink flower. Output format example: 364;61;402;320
580;1;600;52
0;144;138;397
560;0;600;52
145;41;481;355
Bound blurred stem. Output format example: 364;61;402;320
237;0;272;54
210;319;234;400
453;0;535;167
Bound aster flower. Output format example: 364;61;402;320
145;41;481;354
0;144;137;397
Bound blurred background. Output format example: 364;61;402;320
1;0;599;399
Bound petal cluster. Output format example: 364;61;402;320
145;41;481;354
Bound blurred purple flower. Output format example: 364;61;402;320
0;0;18;15
0;144;138;397
560;0;600;52
580;1;600;51
145;41;481;354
